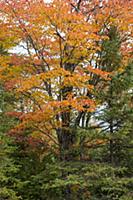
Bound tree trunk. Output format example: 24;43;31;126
56;112;76;161
56;63;77;199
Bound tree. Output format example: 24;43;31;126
0;0;132;161
92;25;133;165
0;50;20;200
0;0;132;199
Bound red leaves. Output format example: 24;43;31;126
87;66;111;80
4;80;17;91
6;111;23;118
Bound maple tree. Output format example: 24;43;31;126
0;0;132;162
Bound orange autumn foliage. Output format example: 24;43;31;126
0;0;132;149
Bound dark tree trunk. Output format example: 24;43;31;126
56;63;77;199
57;127;76;161
56;63;77;161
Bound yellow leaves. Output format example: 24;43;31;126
0;56;9;73
50;96;96;113
16;66;92;94
16;75;41;93
63;72;90;89
117;66;125;73
0;56;21;89
15;66;91;96
30;91;53;106
31;91;50;101
40;68;70;80
0;23;17;49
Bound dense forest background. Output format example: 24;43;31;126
0;0;133;199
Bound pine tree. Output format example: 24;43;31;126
0;45;20;200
